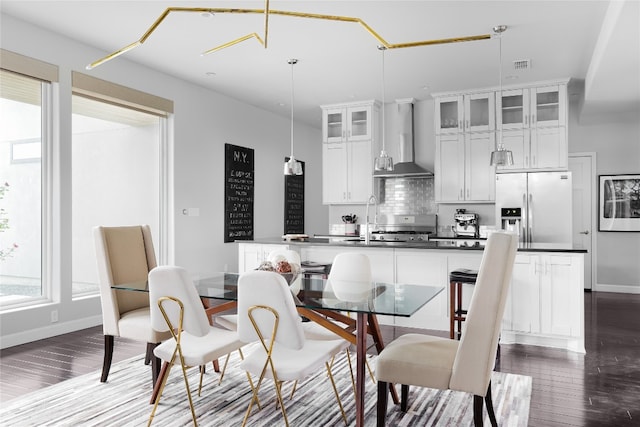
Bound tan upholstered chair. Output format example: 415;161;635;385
376;231;519;427
94;225;171;384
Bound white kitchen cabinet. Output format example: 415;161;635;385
497;81;568;171
502;253;584;352
322;101;379;143
498;127;567;171
435;92;495;134
435;131;495;202
393;250;450;330
322;139;372;204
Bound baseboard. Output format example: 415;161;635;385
0;315;102;349
594;283;640;294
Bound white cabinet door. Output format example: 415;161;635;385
435;95;464;134
497;129;529;171
531;85;566;128
508;255;540;333
530;126;567;170
322;142;348;203
347;105;373;141
465;132;496;201
393;251;448;329
498;88;529;130
348;140;373;203
539;255;582;337
464;92;495;132
435;133;464;202
323;107;346;143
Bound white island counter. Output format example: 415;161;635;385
238;238;586;353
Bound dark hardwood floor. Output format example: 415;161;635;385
1;291;639;426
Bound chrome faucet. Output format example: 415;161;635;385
365;194;378;245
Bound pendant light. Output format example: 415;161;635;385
284;58;303;175
374;46;393;172
490;25;514;167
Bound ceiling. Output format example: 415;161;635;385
2;0;638;128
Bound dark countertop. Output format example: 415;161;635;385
249;237;588;253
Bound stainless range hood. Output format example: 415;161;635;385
374;98;433;178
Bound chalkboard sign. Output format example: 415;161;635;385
284;157;305;235
224;144;254;242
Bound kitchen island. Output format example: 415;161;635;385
238;237;586;353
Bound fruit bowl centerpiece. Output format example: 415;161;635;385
256;259;301;286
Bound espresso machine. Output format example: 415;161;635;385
453;209;479;238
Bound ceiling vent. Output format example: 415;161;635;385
513;59;531;70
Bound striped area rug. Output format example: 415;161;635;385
1;349;531;426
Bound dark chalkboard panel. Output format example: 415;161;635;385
224;144;254;242
284;157;304;235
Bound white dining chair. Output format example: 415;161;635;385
237;270;350;426
147;265;245;426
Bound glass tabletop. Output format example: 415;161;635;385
112;272;443;317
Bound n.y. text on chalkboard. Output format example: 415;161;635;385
224;144;254;242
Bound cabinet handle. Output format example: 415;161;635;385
525;156;529;167
532;114;536;124
343;192;346;200
466;119;469;129
460;188;463;199
525;115;528;126
466;188;470;198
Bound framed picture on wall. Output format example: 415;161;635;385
598;174;640;232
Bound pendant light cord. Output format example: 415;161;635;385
290;59;296;158
380;46;386;153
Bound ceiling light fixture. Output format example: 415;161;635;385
284;58;302;176
490;25;514;167
86;4;492;70
374;46;393;172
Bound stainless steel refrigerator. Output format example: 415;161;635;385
495;172;572;244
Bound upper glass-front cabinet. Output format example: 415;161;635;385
322;102;377;143
498;84;566;129
435;92;495;134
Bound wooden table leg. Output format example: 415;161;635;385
356;312;366;427
150;361;169;404
367;314;399;405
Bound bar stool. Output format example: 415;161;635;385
449;268;478;340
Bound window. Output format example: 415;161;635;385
71;96;162;297
0;69;49;304
70;72;172;298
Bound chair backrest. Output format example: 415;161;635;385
324;253;373;302
329;253;372;282
148;265;211;337
94;225;157;335
267;249;301;266
449;231;519;396
237;270;305;349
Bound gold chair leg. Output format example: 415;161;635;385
346;349;356;397
325;361;348;425
289;380;298;400
217;352;232;385
177;350;198;426
198;365;205;396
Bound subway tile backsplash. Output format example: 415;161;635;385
377;177;436;215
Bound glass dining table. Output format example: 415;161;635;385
113;272;443;427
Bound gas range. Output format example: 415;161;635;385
367;213;437;243
369;230;432;243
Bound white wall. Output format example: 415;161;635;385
0;14;327;346
568;91;640;292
